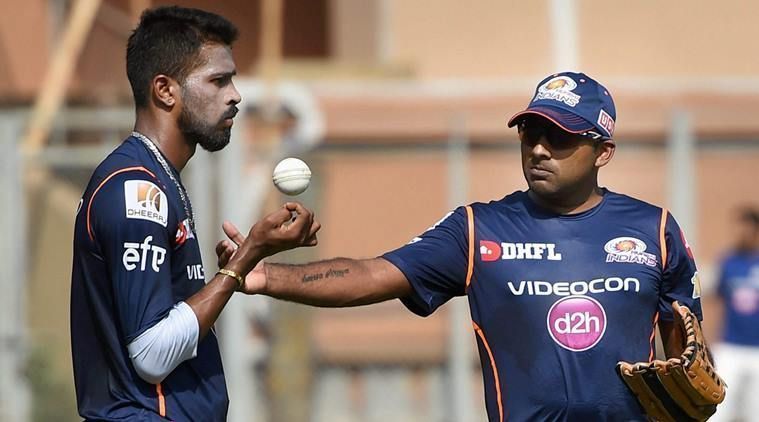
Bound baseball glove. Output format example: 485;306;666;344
617;301;726;422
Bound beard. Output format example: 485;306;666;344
178;91;234;152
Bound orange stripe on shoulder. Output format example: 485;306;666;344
156;383;166;417
659;208;669;272
87;166;157;241
465;205;475;289
473;321;504;422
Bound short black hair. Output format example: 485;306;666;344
126;6;238;107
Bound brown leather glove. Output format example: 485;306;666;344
617;301;726;422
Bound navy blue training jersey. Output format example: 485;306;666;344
383;189;702;422
71;136;228;421
717;251;759;346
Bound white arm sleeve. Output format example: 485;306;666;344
127;301;199;384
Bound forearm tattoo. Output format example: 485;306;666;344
301;268;350;283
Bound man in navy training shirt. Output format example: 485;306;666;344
70;6;320;421
218;71;707;421
710;206;759;421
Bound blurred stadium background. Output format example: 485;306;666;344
1;0;758;420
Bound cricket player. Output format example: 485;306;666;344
70;7;319;420
220;72;720;421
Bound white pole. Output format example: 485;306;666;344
549;0;579;71
668;110;697;247
447;114;474;422
0;113;30;422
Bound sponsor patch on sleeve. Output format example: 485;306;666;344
124;180;168;227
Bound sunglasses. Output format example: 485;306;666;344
518;119;609;149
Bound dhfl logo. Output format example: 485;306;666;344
480;241;501;262
479;240;563;261
597;109;615;137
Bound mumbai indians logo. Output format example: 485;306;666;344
604;237;657;267
534;76;581;107
547;295;607;352
124;180;168;227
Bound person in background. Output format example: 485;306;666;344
710;206;759;421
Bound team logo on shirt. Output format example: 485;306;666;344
122;236;167;272
480;240;562;261
547;295;607;352
604;237;657;267
124;180;168;227
534;76;581;107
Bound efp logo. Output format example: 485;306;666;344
546;295;606;352
479;240;501;262
534;76;581;107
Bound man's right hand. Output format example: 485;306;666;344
219;202;320;283
216;233;265;294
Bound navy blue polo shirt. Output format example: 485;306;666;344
71;136;228;421
384;190;702;421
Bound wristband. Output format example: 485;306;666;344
217;268;244;289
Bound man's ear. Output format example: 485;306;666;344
595;140;616;168
152;75;178;108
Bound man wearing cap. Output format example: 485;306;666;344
218;72;711;420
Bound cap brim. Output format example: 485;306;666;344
507;105;595;134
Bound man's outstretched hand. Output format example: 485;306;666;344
216;202;320;292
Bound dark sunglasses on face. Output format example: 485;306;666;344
518;119;607;149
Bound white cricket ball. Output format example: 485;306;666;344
272;157;312;196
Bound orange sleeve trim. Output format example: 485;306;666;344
156;383;166;417
465;205;475;289
648;311;659;362
86;166;157;241
659;208;669;272
473;322;503;422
